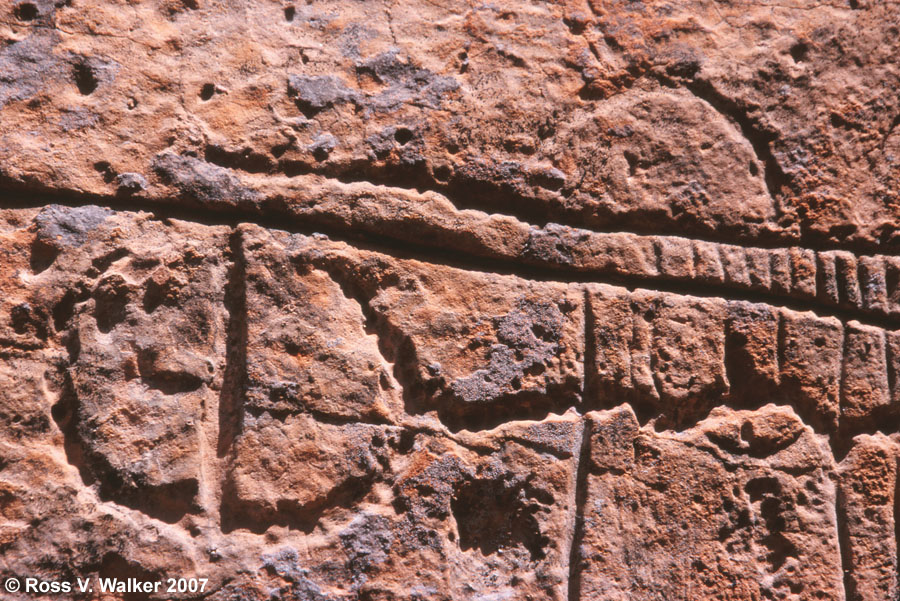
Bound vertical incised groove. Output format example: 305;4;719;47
567;417;592;601
217;227;248;458
583;287;598;409
836;483;856;601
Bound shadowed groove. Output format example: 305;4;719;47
217;228;248;457
567;417;592;601
1;190;896;330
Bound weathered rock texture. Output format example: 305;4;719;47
0;0;898;599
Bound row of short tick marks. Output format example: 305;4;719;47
667;239;900;317
546;230;900;319
585;287;900;437
141;144;898;325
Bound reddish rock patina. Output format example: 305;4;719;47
1;0;899;599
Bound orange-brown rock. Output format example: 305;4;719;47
1;0;899;598
837;435;899;601
576;404;843;600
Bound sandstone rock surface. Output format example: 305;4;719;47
0;0;899;599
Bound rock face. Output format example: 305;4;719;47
0;0;898;599
580;404;844;600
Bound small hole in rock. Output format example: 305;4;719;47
394;128;414;145
73;63;98;95
93;161;116;183
199;83;216;101
391;430;416;453
563;16;586;34
623;150;638;176
789;41;808;63
284;5;295;21
270;142;291;158
537;121;555;140
14;2;39;20
433;164;452;182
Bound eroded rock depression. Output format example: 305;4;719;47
0;0;899;599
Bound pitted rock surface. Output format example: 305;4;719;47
0;1;899;600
